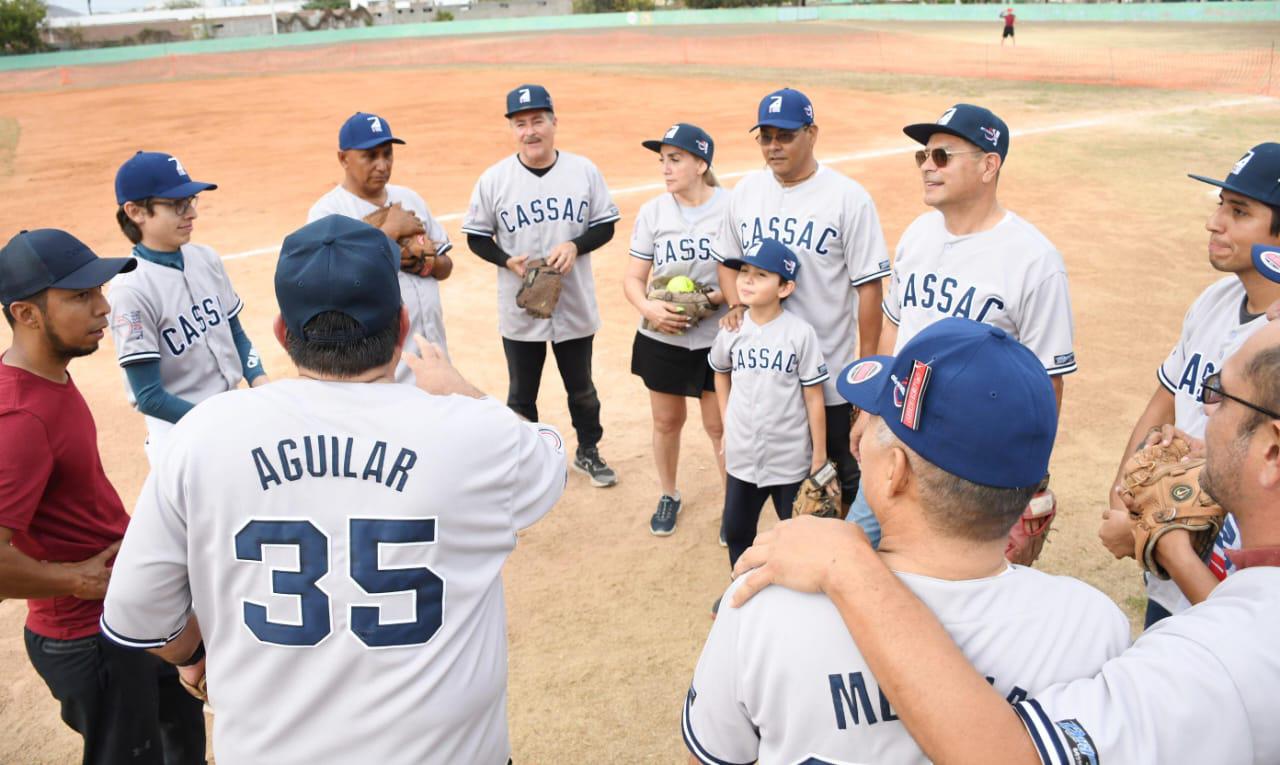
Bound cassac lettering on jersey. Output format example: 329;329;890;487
1175;352;1216;400
654;235;715;267
160;296;225;356
829;672;1028;729
251;436;418;493
900;273;1005;322
499;197;589;233
733;345;799;374
740;217;839;256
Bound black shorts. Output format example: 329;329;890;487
1003;25;1015;37
630;332;715;398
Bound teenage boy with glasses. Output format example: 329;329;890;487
1102;143;1280;626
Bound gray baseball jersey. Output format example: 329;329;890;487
884;210;1077;376
461;151;620;343
108;243;246;443
686;566;1128;765
719;164;890;405
629;187;729;350
308;184;453;383
708;309;828;486
101;380;567;765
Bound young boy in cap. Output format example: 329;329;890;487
110;150;269;464
710;238;828;574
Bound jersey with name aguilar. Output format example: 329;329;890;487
101;380;566;765
462;151;620;343
108;243;245;438
885;210;1076;376
684;566;1128;765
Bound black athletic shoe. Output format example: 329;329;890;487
649;495;681;536
572;446;618;488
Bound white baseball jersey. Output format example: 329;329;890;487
308;184;453;383
108;243;246;443
1015;566;1280;765
629;188;729;350
719;164;889;404
101;380;566;765
708;310;828;486
686;566;1128;765
884;210;1077;376
461;151;620;343
1146;275;1261;614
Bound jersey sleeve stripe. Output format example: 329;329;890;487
588;212;622;226
708;358;731;374
99;616;186;650
1045;362;1078;377
460;225;494;237
435;241;454;258
850;267;891;287
800;372;830;386
682;690;756;765
118;351;162;366
226;296;244;320
1012;699;1069;765
1156;366;1178;394
881;299;901;324
629;249;655;261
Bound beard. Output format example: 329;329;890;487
1199;430;1249;516
44;323;99;360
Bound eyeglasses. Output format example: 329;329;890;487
914;148;986;168
756;127;810;146
1201;371;1280;420
152;196;200;216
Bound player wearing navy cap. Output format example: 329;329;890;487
102;215;567;765
0;230;206;765
852;104;1075;568
309;112;455;384
626;123;728;536
718;87;890;522
463;84;622;488
685;318;1126;765
109;150;269;465
1102;142;1280;626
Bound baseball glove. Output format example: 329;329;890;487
362;205;437;276
1005;486;1057;567
516;258;562;319
1118;438;1224;580
792;462;845;520
643;275;716;334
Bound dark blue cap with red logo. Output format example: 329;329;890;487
642;123;715;165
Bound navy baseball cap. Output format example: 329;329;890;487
1254;243;1280;285
904;104;1010;161
752;88;815;131
505;84;554;118
339;112;405;151
642;123;715;165
836;318;1056;488
722;238;800;282
114;151;217;205
0;229;135;304
275;215;401;343
1189;143;1280;206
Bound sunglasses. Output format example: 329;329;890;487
1201;371;1280;420
914;148;986;168
152;196;200;216
756;127;810;146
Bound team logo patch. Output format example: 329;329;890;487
782;258;796;275
980;126;1001;145
1171;483;1194;502
167;156;188;178
878;259;890;271
665;124;680;139
1254;245;1280;278
937;107;957;125
366;116;383;133
768;95;783;113
518;88;531;104
1053;719;1099;765
114;310;143;341
1230;150;1254;176
804;104;814;120
890;373;907;408
898;360;932;431
1054;352;1076;367
537;427;563;453
695;139;709;153
844;359;882;385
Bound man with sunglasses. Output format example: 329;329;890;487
851;104;1074;565
717;87;890;514
1103;143;1280;627
110;151;270;465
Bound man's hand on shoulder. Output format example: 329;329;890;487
729;516;872;608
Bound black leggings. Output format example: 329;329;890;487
502;335;603;448
826;403;861;504
722;473;801;568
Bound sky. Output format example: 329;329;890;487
51;0;247;15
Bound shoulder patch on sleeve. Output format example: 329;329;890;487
1054;352;1075;367
1053;719;1099;765
537;426;564;455
114;311;144;341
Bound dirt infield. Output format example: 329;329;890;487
0;21;1278;763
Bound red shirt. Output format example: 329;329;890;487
1003;12;1016;27
0;358;130;639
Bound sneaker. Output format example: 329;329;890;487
649;495;681;536
718;522;727;548
572;446;618;488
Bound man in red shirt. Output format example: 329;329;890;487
1001;7;1016;45
0;229;205;764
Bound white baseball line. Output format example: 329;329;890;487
221;95;1273;263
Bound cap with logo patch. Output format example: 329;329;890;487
836;317;1056;488
1253;243;1280;285
642;122;715;165
114;151;218;205
752;88;815;132
722;237;800;282
505;84;554;118
275;215;401;344
339;112;406;151
0;229;136;304
903;104;1010;161
1189;143;1280;206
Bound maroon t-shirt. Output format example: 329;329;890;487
0;358;130;640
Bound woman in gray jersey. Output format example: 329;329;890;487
624;124;728;537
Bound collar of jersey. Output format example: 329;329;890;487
132;243;184;271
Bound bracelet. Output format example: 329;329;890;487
177;641;205;667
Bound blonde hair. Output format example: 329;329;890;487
702;166;719;188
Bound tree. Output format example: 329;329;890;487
0;0;46;55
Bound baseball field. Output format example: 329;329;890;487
0;16;1278;762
